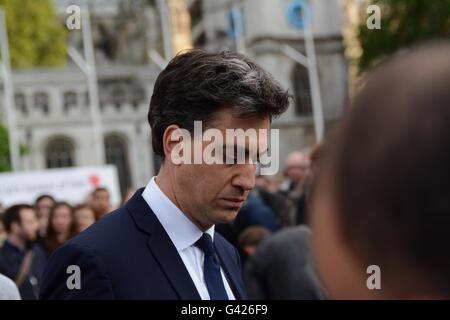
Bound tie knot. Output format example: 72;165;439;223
195;233;215;256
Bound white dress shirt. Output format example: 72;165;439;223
141;177;236;300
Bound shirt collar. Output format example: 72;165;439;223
141;177;214;252
3;240;22;254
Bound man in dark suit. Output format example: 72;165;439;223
40;49;289;299
0;205;47;300
244;226;325;299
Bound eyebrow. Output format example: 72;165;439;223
222;144;269;157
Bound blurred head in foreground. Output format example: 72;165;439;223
311;42;450;299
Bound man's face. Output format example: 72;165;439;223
170;108;270;230
93;190;111;214
285;153;310;185
14;208;39;243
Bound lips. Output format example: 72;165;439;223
222;197;245;202
219;197;245;209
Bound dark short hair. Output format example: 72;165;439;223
148;49;290;157
325;42;450;295
237;226;271;249
93;187;109;197
35;194;55;204
73;204;94;215
2;204;34;232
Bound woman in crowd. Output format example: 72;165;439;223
44;202;75;256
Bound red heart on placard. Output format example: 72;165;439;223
89;175;100;187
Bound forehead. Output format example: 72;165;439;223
94;190;109;197
209;107;270;131
20;208;36;219
54;205;71;214
78;209;93;216
38;197;53;205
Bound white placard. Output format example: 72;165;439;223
0;166;121;207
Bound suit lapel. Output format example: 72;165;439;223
126;189;201;300
214;237;246;300
146;232;201;300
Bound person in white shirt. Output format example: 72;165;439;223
0;273;21;300
40;49;289;300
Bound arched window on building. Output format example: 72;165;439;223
112;86;126;111
131;86;146;109
104;135;131;194
63;91;78;113
292;64;313;116
84;91;90;108
14;93;27;115
45;138;75;168
34;92;50;114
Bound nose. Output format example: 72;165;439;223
231;163;256;192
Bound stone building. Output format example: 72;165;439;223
1;0;348;195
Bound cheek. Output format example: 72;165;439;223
55;216;70;227
22;223;33;233
82;215;95;224
182;165;225;196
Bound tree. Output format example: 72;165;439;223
0;123;29;172
0;0;67;69
0;123;10;172
358;0;450;72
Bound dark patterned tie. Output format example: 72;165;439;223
194;233;229;300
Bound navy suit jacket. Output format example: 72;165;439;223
39;189;247;300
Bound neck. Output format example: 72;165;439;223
156;165;212;232
7;234;26;251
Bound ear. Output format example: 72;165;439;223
162;124;186;165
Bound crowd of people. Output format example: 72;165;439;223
0;42;449;300
0;187;115;299
0;146;319;300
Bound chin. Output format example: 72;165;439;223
215;209;239;224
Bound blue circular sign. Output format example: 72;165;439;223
286;0;311;30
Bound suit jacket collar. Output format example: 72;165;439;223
126;188;201;300
141;177;215;252
126;188;244;300
214;238;246;300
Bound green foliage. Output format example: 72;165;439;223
0;123;10;172
0;0;67;69
358;0;450;72
0;123;30;172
